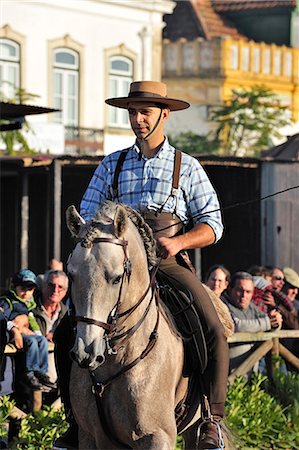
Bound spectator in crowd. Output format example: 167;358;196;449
0;269;55;390
0;311;7;384
247;265;272;282
280;267;299;371
273;267;299;329
270;266;285;292
205;264;230;297
282;267;299;310
221;271;282;373
249;265;293;315
36;259;64;294
250;266;298;329
34;270;69;383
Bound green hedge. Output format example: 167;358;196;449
1;367;299;449
226;372;299;449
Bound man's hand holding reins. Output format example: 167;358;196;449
156;223;216;258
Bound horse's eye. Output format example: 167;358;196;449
112;275;122;285
68;272;74;282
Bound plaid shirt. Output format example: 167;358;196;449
253;286;293;313
80;138;223;242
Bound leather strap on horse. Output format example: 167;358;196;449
90;298;159;397
89;296;160;447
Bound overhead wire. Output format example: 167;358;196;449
155;184;299;234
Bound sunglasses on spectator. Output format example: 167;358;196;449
47;282;66;292
273;276;284;281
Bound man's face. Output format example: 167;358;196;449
43;275;67;304
206;268;228;297
286;285;298;302
128;102;169;140
271;268;285;291
229;279;254;310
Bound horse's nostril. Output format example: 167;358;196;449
96;354;106;366
78;359;90;368
70;350;77;362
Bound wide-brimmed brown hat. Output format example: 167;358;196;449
105;81;190;111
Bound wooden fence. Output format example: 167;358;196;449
2;331;299;415
227;329;299;384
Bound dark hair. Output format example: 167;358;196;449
265;265;283;275
230;271;253;289
154;102;168;110
247;265;272;279
205;264;231;283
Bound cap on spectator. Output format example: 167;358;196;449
12;269;37;288
283;267;299;288
253;276;271;290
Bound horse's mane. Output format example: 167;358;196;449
83;201;158;268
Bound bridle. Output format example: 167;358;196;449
75;236;131;334
73;234;160;395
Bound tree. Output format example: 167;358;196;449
209;85;292;157
169;131;220;155
0;85;40;155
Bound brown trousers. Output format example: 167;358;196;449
159;256;229;417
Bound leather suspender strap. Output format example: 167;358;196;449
112;148;130;200
112;147;182;200
172;149;181;192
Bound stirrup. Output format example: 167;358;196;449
196;395;225;450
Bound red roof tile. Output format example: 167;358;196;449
191;0;247;39
213;0;296;11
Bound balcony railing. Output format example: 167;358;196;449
163;36;299;82
65;126;104;155
163;36;299;121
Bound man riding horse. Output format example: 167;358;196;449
55;81;229;449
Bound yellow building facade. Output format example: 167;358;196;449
163;36;299;125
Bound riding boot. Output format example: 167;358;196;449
53;314;79;449
197;415;224;449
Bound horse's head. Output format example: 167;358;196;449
66;201;157;370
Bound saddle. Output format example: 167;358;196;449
157;271;207;433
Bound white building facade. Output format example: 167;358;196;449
0;0;175;154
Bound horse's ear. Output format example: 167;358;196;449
66;205;86;237
114;205;128;238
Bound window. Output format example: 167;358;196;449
108;56;133;128
53;48;79;126
0;38;20;99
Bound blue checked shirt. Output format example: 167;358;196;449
80;138;223;242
